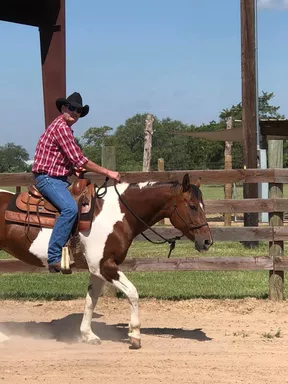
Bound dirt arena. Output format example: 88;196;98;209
1;297;288;383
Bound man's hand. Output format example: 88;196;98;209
107;170;121;182
74;167;85;177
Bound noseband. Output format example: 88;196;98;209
170;200;209;234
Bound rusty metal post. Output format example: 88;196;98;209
39;0;66;127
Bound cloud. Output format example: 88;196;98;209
257;0;288;9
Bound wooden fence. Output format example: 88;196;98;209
0;169;287;300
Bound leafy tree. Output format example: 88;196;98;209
78;90;284;171
219;91;284;121
80;126;113;164
219;91;285;169
0;143;30;173
151;118;191;171
114;114;159;171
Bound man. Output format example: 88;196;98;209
32;92;121;273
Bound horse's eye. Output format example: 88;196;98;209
189;204;196;211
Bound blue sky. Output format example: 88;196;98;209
0;0;288;157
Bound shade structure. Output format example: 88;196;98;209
0;0;66;126
172;127;243;142
172;120;288;143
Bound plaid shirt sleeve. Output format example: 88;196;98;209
54;121;88;168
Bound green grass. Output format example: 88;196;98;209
0;240;285;301
200;183;288;200
0;182;287;301
0;186;17;193
126;240;270;258
0;270;275;301
0;240;270;261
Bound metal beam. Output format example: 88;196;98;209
39;0;66;127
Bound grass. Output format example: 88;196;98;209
0;240;271;261
0;268;276;301
0;182;287;301
0;240;286;301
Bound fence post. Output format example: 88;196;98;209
158;158;165;225
143;114;154;172
101;146;118;298
268;139;284;300
224;117;233;226
101;146;116;171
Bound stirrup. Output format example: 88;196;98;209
60;247;73;274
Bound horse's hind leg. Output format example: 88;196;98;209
110;270;141;349
80;274;104;344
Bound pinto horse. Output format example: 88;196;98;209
0;173;212;348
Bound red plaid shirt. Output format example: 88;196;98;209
32;115;88;177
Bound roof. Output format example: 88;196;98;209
0;0;61;27
173;127;243;142
172;119;288;142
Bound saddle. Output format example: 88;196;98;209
5;178;96;232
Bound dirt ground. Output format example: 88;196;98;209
1;298;288;384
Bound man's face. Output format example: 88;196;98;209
61;104;82;126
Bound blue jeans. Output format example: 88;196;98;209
34;174;78;265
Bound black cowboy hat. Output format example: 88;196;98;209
56;92;89;118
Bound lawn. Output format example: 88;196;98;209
0;182;287;301
0;240;286;301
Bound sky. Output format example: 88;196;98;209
0;0;288;157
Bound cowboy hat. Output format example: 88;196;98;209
56;92;89;118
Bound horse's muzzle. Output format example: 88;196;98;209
195;237;213;252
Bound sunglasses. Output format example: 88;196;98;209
67;104;82;114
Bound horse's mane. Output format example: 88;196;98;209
128;181;202;200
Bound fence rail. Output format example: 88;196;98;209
1;255;288;274
0;169;287;300
0;168;287;186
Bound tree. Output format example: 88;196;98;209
0;143;30;173
80;126;113;164
114;114;157;171
78;90;285;171
219;91;284;121
219;91;285;169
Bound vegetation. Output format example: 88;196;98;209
0;91;286;302
0;91;286;173
1;241;288;301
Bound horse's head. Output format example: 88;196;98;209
169;173;213;252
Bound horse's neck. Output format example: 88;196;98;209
124;183;174;229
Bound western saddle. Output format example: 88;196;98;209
5;178;96;232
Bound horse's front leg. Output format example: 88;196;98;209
79;273;104;344
110;270;141;349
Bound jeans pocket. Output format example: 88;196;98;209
35;175;49;191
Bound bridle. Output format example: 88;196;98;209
110;181;210;258
170;199;209;232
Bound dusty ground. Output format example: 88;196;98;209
1;298;288;384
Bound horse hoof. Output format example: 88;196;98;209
80;336;101;345
129;337;141;349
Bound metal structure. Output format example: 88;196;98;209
0;0;66;126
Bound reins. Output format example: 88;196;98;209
111;180;209;258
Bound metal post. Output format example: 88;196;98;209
39;0;66;127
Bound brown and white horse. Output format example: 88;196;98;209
0;174;212;348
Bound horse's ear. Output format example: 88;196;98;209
182;173;190;192
195;177;201;188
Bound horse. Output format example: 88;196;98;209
0;173;213;349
